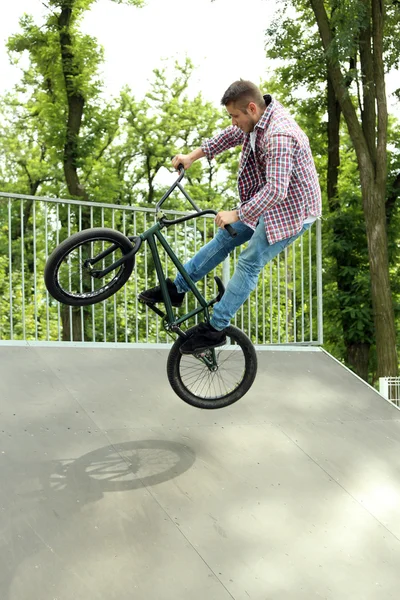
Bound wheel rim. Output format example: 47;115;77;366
178;342;247;401
55;237;127;301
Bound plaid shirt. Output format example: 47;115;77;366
201;95;322;244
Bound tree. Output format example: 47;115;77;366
4;0;144;340
0;45;234;343
263;0;399;377
117;59;235;209
308;0;398;376
264;8;376;379
7;0;144;201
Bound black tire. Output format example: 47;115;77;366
167;325;257;409
44;228;136;306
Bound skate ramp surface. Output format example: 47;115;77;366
1;343;399;600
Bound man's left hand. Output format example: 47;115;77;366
215;210;239;229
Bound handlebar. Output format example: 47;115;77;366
156;164;237;238
177;163;186;179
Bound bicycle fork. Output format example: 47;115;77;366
141;306;220;371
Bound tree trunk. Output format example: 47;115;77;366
361;179;398;374
58;3;88;202
327;76;340;207
57;1;88;341
359;0;376;161
327;74;375;381
346;342;370;381
61;305;82;341
326;75;373;380
309;0;398;377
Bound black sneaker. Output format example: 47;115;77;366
138;278;185;307
180;322;227;355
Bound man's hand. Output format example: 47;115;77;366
172;148;206;171
172;154;194;171
215;210;240;229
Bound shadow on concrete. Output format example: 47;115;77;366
1;438;196;600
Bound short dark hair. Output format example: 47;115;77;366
221;80;265;113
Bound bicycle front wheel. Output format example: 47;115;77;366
167;325;257;409
44;228;136;306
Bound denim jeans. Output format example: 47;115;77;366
174;216;311;331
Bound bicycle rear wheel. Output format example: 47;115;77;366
44;228;136;306
167;325;257;409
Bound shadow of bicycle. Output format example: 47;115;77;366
1;438;196;599
49;438;196;498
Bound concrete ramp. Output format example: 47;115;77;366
1;343;399;599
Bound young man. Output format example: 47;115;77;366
139;80;322;354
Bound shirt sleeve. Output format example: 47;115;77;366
238;134;297;221
201;125;244;160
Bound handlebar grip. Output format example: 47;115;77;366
178;163;185;173
225;224;237;238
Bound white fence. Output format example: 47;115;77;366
379;377;400;407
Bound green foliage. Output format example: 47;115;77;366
329;0;368;60
265;0;400;380
0;0;369;363
0;0;244;345
115;59;237;212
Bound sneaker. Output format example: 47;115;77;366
180;322;227;354
138;278;185;307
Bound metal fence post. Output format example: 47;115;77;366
222;256;230;288
316;219;323;345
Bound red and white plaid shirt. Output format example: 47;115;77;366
201;95;322;244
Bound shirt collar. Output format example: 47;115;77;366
254;94;274;131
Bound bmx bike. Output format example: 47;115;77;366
44;167;257;409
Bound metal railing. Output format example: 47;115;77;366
0;192;323;345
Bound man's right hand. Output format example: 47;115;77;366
172;148;205;171
172;154;193;171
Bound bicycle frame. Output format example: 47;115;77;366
88;166;231;339
139;220;215;334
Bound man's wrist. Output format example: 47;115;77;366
188;147;206;163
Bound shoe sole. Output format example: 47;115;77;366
180;338;227;355
138;294;183;308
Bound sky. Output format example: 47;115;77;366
0;0;398;110
0;0;277;105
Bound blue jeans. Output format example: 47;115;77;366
174;217;311;330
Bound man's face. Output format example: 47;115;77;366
226;102;258;133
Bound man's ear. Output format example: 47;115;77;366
247;101;258;115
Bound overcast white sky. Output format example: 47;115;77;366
0;0;398;111
0;0;277;104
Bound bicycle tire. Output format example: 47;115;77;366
167;325;257;409
44;227;136;306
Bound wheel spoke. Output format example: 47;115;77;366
178;343;247;401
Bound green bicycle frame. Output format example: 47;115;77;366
136;166;235;341
140;220;213;332
90;166;234;348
